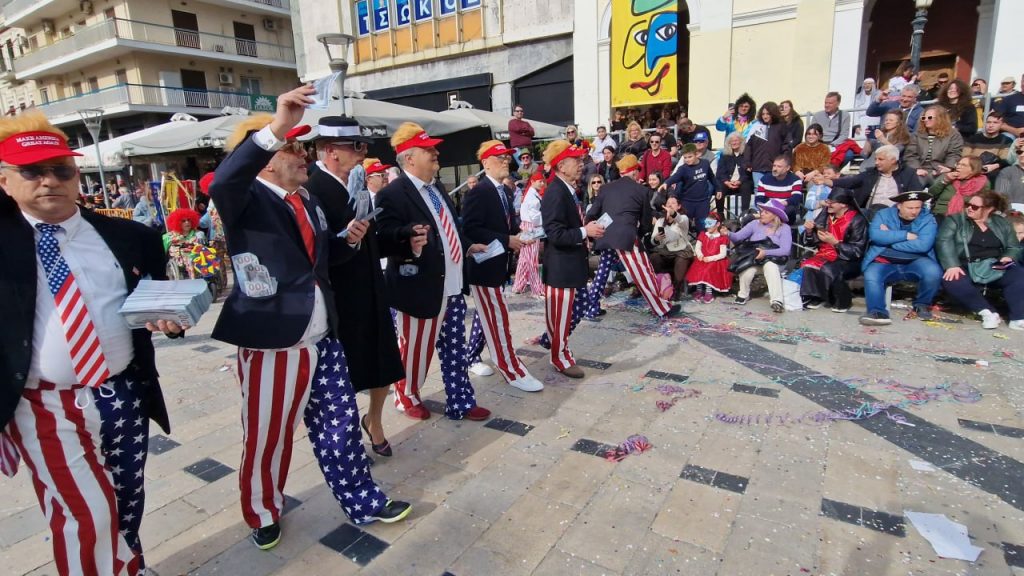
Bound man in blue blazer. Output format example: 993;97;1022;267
463;140;544;392
374;122;492;421
867;85;925;134
210;86;410;551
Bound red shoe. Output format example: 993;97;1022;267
403;404;431;421
464;406;492;421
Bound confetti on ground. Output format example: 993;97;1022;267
993;332;1008;339
556;426;571;440
604;434;652;462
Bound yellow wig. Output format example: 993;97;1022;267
476;139;504;161
0;110;68;143
362;157;381;170
225;113;273;152
616;154;640;173
391;121;425;150
542;139;572;165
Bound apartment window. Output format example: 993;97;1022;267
71;82;82;97
39;88;49;104
239;76;261;95
115;69;128;85
233;22;257;58
88;77;99;93
171;11;200;49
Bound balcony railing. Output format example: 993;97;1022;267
35;83;277;119
13;17;296;75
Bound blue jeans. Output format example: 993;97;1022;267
863;258;942;315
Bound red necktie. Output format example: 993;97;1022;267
285;193;316;261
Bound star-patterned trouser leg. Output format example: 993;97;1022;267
538;286;590;349
7;376;144;576
436;295;479;419
586;250;620;318
467;311;486;366
304;338;386;524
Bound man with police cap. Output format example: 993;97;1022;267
463;140;544;392
374;122;492;421
306;116;405;457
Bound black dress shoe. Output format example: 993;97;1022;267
361;415;392;457
252;522;282;550
663;303;682;318
368;499;412;524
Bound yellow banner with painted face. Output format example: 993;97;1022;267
611;0;679;107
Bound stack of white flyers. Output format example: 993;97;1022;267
119;279;213;329
519;227;546;241
471;239;506;263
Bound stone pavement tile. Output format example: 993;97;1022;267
622;532;724;576
506;413;595;463
685;426;763;480
358;507;490;576
651;481;740;553
746;453;826;509
146;506;250;574
143;469;207;511
392;459;472;504
0;528;55;575
758;420;830;461
815;521;954;576
182;471;241;517
196;536;288;575
166;405;239;445
531;451;616;509
443;448;553;522
466;492;580;575
146;422;240;477
822;438;901;512
139;498;209;551
533;547;621;576
715;503;818;576
22;563;56;576
448;544;526;576
0;505;47;548
270;542;361;576
556;478;668;573
435;425;521;474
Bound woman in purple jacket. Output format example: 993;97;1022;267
729;198;793;312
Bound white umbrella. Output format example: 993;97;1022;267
440;108;565;140
73;115;199;170
119;115;243;156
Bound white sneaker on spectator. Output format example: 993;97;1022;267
1009;319;1024;331
979;309;1001;330
508;374;544;392
469;362;494;376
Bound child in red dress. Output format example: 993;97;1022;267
686;213;733;303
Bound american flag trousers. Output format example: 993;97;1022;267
585;250;621;318
467;285;529;383
544;286;591;371
393;295;479;419
616;244;672;316
512;222;544;296
6;371;148;576
236;337;387;528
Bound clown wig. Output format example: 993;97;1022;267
167;208;201;234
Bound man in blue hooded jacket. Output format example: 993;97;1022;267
859;190;941;325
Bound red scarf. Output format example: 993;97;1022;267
802;210;856;269
946;174;988;215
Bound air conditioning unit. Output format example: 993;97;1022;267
41;20;56;34
214;44;224;52
262;18;277;31
218;72;234;85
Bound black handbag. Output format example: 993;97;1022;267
728;239;787;274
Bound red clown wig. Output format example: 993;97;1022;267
167;208;200;234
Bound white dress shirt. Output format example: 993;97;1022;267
406;171;463;297
556;175;588;241
254;176;330;347
520;187;543;227
590;135;617;162
24;209;133;388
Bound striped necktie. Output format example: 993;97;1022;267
35;223;111;388
424;184;462;264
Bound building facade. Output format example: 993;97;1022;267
292;0;576;125
0;0;300;148
574;0;1024;133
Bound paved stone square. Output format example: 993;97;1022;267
3;290;1024;576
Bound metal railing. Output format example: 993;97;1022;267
36;83;271;118
13;17;296;74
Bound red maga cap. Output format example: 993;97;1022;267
365;160;392;175
285;125;312;140
549;144;585;168
479;142;513;160
394;130;443;154
0;131;82;166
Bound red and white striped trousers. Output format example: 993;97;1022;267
7;383;141;576
471;285;528;383
617;244;672;316
236;343;315;529
512;222;544;296
545;286;578;371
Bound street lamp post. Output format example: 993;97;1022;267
909;0;934;74
122;143;134;191
78;108;109;208
316;33;355;116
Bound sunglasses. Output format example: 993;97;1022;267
965;203;985;210
591;180;603;185
566;130;577;134
923;116;936;120
330;141;369;153
3;164;77;181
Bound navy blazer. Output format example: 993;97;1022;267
584;177;653;252
541;177;589;289
375;174;470;318
462;177;520;287
866;100;924;133
0;201;171;432
210;134;347;349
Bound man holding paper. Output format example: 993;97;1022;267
374;122;492;421
463;140;544;392
209;87;411;551
586;154;682;319
0;111;182;574
306;116;404;458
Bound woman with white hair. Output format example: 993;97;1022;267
854;78;880;137
715;131;752;215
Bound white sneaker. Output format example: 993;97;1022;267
979;309;1002;330
1009;319;1024;331
508;374;544;392
469;362;494;376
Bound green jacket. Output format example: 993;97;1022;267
935;212;1022;270
928;178;991;217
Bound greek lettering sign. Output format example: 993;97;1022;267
355;1;370;36
413;0;432;21
396;0;411;26
439;0;457;17
460;0;481;8
372;0;390;31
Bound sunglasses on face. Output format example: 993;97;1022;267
3;164;77;181
966;203;985;210
591;180;603;185
923;116;936;120
331;141;369;153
